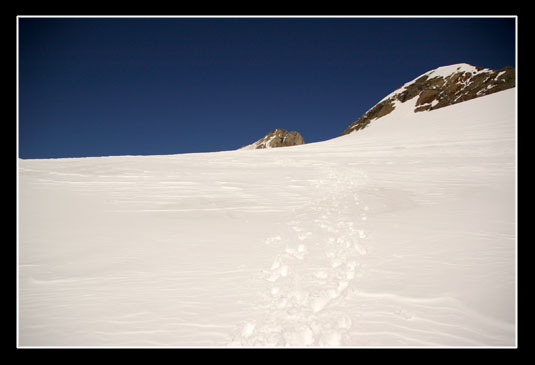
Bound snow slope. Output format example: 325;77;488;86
18;88;516;347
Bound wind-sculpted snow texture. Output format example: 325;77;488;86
18;88;516;347
228;168;369;346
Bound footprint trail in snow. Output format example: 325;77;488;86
229;168;370;347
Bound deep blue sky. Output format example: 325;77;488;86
18;17;516;159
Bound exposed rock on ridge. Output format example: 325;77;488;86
341;63;515;136
240;129;305;150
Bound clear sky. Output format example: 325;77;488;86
18;17;516;159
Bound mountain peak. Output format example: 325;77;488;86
341;63;515;136
240;129;305;150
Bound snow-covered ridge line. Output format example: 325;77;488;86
341;63;515;136
379;63;491;104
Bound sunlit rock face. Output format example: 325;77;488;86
240;128;305;150
341;63;515;135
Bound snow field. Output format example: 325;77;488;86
228;167;370;347
18;88;516;347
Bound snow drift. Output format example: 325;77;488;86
18;85;516;347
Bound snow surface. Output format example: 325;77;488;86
423;63;490;79
18;88;516;348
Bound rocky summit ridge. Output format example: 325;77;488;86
341;63;515;136
240;128;305;150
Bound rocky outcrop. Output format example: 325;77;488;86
341;63;515;136
240;129;305;150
